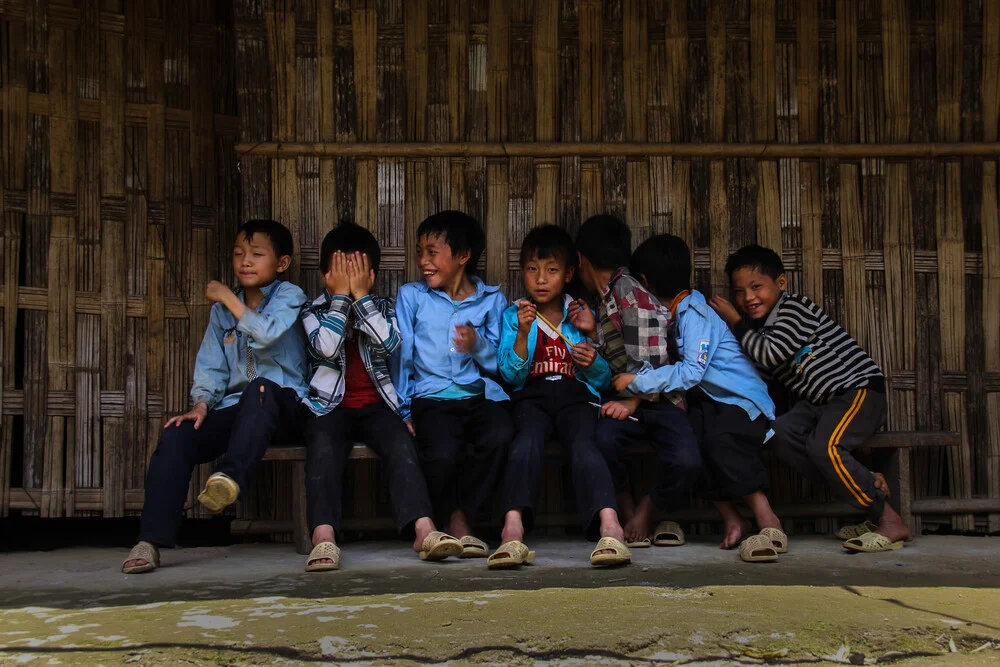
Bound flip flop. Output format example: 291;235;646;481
418;531;464;561
843;532;904;553
652;520;686;546
758;527;788;554
487;541;536;569
626;538;651;548
459;535;489;558
739;534;778;563
122;541;159;574
305;541;341;572
197;472;240;514
590;536;632;567
835;520;880;540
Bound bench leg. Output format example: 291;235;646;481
292;460;311;555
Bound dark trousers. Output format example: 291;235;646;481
501;378;618;539
770;387;887;521
138;378;306;547
304;402;433;535
411;396;512;526
687;389;770;501
595;399;702;512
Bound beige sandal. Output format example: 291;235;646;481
653;520;686;546
590;536;632;567
418;531;464;561
758;527;788;554
459;535;489;558
835;520;879;540
122;541;160;574
197;472;240;514
843;532;904;553
305;541;341;572
739;534;779;563
487;541;535;569
626;538;652;548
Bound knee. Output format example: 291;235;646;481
508;435;544;466
479;421;514;455
239;378;281;404
675;441;704;478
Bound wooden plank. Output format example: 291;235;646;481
622;0;646;142
447;0;468;142
839;163;867;347
486;160;509;290
579;0;601;142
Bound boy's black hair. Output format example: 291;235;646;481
629;234;692;300
519;224;578;270
320;221;381;273
575;214;632;270
724;244;785;281
416;210;485;275
237;219;294;259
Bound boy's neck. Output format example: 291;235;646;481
441;272;476;301
536;297;565;322
592;268;616;294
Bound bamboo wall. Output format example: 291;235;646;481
2;0;999;533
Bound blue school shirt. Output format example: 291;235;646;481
498;295;611;399
190;280;310;411
626;290;775;421
392;277;509;419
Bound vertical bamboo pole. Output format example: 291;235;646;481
318;0;338;240
752;0;780;252
707;0;728;295
983;0;1000;533
623;0;648;242
404;0;429;282
533;0;559;227
797;0;822;303
579;0;602;224
665;0;691;248
485;0;509;287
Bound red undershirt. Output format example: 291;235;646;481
528;328;576;380
341;338;382;409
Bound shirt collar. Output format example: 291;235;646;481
763;292;789;328
242;280;282;311
600;267;629;300
418;275;499;299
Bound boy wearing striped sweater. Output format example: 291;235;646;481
710;245;910;552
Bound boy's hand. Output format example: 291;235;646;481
612;372;637;393
404;419;416;437
568;299;596;335
873;472;891;498
709;296;742;328
517;301;537;333
323;251;351;296
453;323;477;354
569;342;597;368
206;281;234;304
164;402;208;430
347;251;375;300
601;397;640;421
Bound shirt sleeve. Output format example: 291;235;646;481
469;292;505;378
303;294;352;360
237;282;307;349
734;300;814;370
497;306;530;386
190;306;230;410
391;286;416;420
353;295;401;360
627;308;712;395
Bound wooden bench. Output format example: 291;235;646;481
253;431;961;555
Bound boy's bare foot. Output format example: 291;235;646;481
447;509;473;539
500;509;526;545
713;500;751;549
876;505;910;543
616;492;636;525
412;517;437;553
744;491;783;532
310;524;338;567
623;496;655;544
592;507;627;557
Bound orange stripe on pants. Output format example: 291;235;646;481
827;389;873;507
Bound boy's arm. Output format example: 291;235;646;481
391;286;416;420
498;306;531;386
302;294;351;360
625;308;713;395
733;300;814;370
237;282;308;348
190;307;230;410
353;295;401;360
468;292;505;378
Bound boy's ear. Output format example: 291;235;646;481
456;248;471;266
639;273;650;291
564;265;576;283
776;272;788;291
277;255;292;274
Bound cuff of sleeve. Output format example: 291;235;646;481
236;308;262;335
190;394;216;411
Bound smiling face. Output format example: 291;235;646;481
232;232;289;289
416;232;469;290
731;266;787;321
522;252;574;306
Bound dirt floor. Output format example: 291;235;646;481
1;536;998;665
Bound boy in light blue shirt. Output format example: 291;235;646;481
393;210;513;558
613;234;787;563
123;220;309;574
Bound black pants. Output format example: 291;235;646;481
770;387;887;521
501;378;618;538
304;402;434;535
138;379;306;547
411;395;512;526
687;389;770;501
595;399;702;511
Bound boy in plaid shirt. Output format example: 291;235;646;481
572;215;702;547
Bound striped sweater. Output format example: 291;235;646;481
733;292;882;405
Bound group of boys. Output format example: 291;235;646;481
122;211;908;575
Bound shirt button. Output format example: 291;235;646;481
450;347;455;352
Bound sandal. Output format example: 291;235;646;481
487;541;535;569
626;538;651;548
459;536;489;558
739;534;779;563
590;536;632;567
835;520;879;540
843;532;904;553
122;541;160;574
305;541;341;572
652;520;686;546
758;527;788;554
418;531;464;561
197;472;240;514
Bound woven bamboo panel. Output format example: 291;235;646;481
2;0;999;532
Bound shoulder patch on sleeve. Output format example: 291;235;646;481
697;339;710;367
